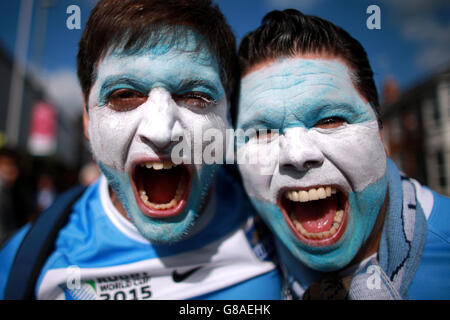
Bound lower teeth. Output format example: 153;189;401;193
291;209;344;240
139;180;185;210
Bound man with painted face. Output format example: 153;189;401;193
0;0;281;300
235;9;450;300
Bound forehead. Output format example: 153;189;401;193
238;57;375;126
90;29;223;99
103;31;216;68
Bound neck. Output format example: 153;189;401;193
275;238;325;288
109;187;128;220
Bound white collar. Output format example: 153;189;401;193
99;174;149;243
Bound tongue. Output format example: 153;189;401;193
292;196;337;233
141;168;181;204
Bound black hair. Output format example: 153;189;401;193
237;9;380;125
78;0;238;107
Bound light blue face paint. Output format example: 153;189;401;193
237;57;387;271
87;28;229;243
238;58;375;134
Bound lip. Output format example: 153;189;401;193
129;156;192;219
277;185;349;247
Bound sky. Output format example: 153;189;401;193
0;0;449;119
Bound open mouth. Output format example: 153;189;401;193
130;160;191;218
279;186;348;246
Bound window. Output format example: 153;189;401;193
431;89;440;125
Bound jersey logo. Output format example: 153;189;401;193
172;266;202;283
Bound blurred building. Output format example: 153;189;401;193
381;67;450;196
0;44;43;149
0;43;89;189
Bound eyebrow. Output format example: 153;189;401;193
176;78;223;98
100;76;149;94
239;101;369;130
239;117;274;131
309;102;368;119
99;75;223;99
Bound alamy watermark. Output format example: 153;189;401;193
366;5;381;30
66;5;381;31
168;127;279;175
366;265;382;290
66;265;81;290
66;5;81;30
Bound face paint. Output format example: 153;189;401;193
87;29;229;243
237;57;387;271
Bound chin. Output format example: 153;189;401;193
98;161;218;243
130;207;198;244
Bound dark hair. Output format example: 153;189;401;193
77;0;238;106
237;9;380;122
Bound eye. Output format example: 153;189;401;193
254;129;278;141
314;117;347;129
173;92;216;109
107;89;148;111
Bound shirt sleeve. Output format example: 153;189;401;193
409;191;450;299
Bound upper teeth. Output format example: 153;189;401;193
285;187;337;202
141;161;175;170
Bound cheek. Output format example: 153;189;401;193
310;121;386;192
346;171;388;244
178;103;229;162
197;103;229;133
237;141;279;201
89;108;140;171
99;162;134;209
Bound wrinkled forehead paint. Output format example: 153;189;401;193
88;28;225;108
237;58;376;131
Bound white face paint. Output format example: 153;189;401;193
237;57;388;271
86;31;229;243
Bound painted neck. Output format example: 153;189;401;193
109;186;129;221
275;237;325;288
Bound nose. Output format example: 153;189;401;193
279;127;324;172
136;88;183;151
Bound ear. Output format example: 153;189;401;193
83;103;90;141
